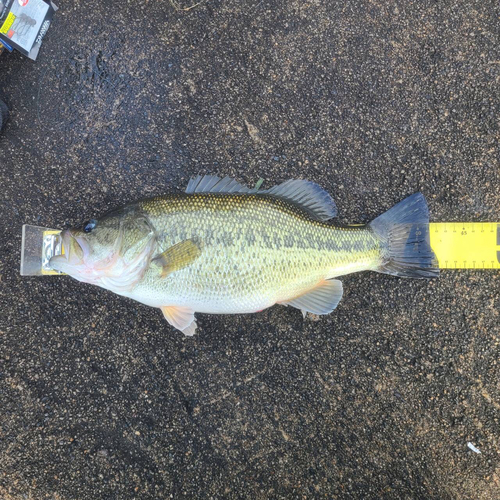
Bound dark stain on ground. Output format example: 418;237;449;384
0;0;499;498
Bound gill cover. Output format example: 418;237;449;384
99;213;157;292
51;209;157;293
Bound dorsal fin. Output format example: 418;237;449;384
260;179;337;220
185;175;337;221
185;175;254;194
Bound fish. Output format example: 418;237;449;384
50;175;439;336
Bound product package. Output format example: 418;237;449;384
0;0;57;60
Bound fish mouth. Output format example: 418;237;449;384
49;229;89;272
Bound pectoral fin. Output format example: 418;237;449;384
281;279;343;317
153;239;202;278
160;306;197;336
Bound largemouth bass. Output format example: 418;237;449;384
50;175;438;335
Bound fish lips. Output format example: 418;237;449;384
49;229;89;273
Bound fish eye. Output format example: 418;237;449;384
83;219;97;233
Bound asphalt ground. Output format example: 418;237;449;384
0;0;499;498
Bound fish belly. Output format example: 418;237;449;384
125;231;380;314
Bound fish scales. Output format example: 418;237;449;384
132;193;381;313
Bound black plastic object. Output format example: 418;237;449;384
0;0;57;60
0;98;8;131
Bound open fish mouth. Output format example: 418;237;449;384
48;223;156;292
49;229;89;273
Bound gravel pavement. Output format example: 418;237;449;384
0;0;499;498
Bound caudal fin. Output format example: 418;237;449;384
369;193;439;278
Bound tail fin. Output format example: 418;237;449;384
369;193;439;278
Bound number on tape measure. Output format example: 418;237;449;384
429;222;500;269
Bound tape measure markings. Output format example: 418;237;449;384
429;222;500;269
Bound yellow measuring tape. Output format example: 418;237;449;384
430;222;500;269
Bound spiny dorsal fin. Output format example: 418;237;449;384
185;175;253;194
152;239;202;278
281;279;343;317
185;175;337;221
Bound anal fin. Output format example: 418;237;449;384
160;306;197;336
282;279;343;317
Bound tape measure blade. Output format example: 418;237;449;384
429;222;500;269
